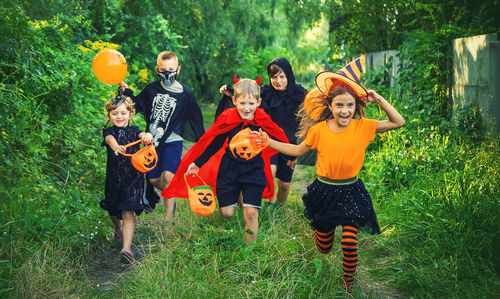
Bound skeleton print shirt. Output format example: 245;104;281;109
124;81;205;148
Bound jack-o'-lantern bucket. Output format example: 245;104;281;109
184;174;216;216
122;140;158;173
229;127;267;160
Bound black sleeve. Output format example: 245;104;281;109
123;88;146;115
185;89;205;142
214;94;235;122
193;132;229;167
132;126;142;140
101;127;113;146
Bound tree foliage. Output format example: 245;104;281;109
324;0;500;57
0;0;327;293
1;0;498;296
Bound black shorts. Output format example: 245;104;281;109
216;155;266;209
270;153;295;183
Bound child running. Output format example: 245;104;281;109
100;96;153;264
163;78;289;243
218;57;309;206
251;58;405;294
120;51;205;224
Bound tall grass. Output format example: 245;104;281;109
363;124;500;297
79;105;498;298
14;242;82;299
7;101;499;298
112;198;375;298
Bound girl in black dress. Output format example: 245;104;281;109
101;97;153;263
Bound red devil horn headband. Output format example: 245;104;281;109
255;76;262;85
233;75;262;85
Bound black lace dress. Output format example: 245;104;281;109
100;126;145;217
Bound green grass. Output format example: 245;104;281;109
98;192;374;298
5;103;500;298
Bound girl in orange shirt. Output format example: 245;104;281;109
252;58;405;295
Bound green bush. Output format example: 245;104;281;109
0;7;119;295
363;118;500;297
396;25;465;123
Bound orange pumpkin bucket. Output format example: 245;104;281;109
122;140;158;173
229;127;268;160
184;174;216;216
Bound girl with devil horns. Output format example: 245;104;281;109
163;78;289;243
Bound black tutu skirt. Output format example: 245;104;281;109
302;178;380;234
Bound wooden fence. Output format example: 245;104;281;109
364;34;500;133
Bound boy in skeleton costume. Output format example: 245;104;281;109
121;51;205;223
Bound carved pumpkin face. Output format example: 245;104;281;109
142;150;157;168
130;145;158;173
193;186;214;206
229;128;262;160
184;173;217;216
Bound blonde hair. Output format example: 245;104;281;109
157;51;178;65
233;78;261;101
296;82;366;140
102;97;135;130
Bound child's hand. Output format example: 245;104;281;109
286;159;297;170
366;89;385;104
186;162;200;176
141;133;153;144
114;145;126;156
119;82;129;91
219;85;233;97
249;129;269;148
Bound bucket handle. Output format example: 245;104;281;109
121;140;149;157
183;173;208;189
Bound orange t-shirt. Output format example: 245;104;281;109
304;118;378;180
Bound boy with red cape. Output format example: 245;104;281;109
162;77;289;243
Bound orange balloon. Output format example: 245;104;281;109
92;49;127;85
304;87;325;121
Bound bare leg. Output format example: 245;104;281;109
121;211;134;252
269;164;278;204
243;207;259;244
276;179;291;204
161;170;176;222
149;170;175;222
220;206;236;218
110;216;122;243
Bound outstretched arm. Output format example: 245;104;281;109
251;129;311;157
269;139;311;157
139;132;153;144
366;90;405;133
104;135;126;156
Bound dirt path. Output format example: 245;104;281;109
86;218;160;294
87;165;405;298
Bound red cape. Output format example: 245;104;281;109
162;108;289;200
